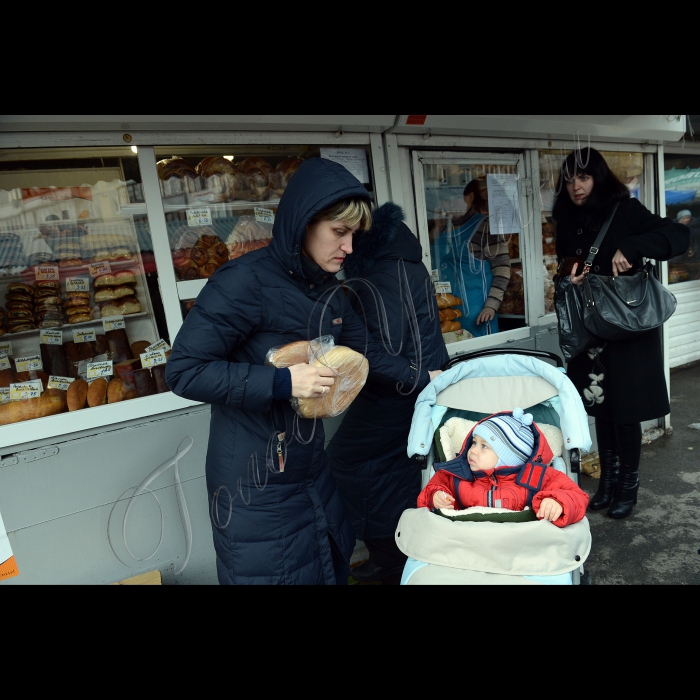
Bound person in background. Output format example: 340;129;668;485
326;203;449;583
553;147;689;519
166;158;442;585
429;179;511;336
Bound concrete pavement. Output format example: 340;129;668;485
579;362;700;585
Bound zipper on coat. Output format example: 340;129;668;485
488;473;498;508
277;432;285;472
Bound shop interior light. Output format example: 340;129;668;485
131;146;138;153
223;155;234;161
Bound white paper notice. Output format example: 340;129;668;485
487;173;521;236
320;148;370;183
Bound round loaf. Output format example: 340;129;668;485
266;340;310;368
196;156;236;178
94;273;118;287
295;346;368;419
114;269;137;285
87;377;108;407
107;377;128;403
67;379;89;410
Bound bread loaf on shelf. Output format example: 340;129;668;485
0;390;67;425
87;377;108;407
107;377;129;403
151;364;169;393
106;328;132;363
0;368;15;388
130;340;151;359
67;379;89;411
133;368;157;397
436;294;462;309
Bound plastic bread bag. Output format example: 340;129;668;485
265;335;334;368
266;336;369;419
225;215;273;260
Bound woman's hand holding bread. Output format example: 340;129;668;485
288;363;336;398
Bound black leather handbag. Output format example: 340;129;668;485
582;261;677;341
553;274;599;361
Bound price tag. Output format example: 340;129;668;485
0;355;10;371
40;330;63;345
431;269;440;284
102;316;125;332
35;264;59;281
89;261;112;277
86;360;113;378
15;354;43;372
0;341;12;356
145;339;171;353
66;277;90;292
0;387;10;403
10;380;43;400
254;207;275;224
187;207;212;227
434;282;452;294
48;376;75;390
74;329;96;343
140;349;167;368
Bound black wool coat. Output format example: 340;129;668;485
326;203;449;541
166;158;429;584
556;196;689;424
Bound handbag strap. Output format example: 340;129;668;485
582;202;621;274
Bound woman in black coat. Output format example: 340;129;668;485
326;203;449;581
166;158;440;585
553;147;689;519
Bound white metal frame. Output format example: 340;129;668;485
411;150;533;356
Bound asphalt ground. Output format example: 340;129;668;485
578;362;700;585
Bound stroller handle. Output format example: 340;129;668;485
445;348;564;370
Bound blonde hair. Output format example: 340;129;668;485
309;196;372;232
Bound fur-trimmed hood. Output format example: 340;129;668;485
344;202;423;279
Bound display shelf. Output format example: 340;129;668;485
1;312;148;339
120;198;281;217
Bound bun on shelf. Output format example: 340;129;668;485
271;158;303;197
436;293;463;309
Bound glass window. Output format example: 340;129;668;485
0;147;170;424
538;150;645;309
422;160;525;344
153;146;375;283
663;154;700;284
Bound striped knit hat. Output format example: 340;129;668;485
472;408;535;468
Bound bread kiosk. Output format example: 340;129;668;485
0;115;686;585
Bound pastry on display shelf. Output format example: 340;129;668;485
195;156;245;202
225;216;272;260
270;158;303;197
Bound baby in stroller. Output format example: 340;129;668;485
397;350;594;585
419;408;589;526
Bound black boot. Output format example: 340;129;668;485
589;418;619;511
608;422;641;519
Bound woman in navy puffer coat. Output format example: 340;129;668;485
326;203;449;582
166;158;434;585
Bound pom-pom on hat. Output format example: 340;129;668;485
472;408;535;468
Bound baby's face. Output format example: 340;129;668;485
468;435;498;473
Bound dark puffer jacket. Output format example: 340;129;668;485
166;159;429;584
326;203;449;541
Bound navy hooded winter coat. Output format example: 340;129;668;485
326;203;449;541
166;158;429;585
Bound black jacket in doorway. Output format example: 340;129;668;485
326;203;449;541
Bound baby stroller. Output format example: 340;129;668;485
398;349;593;586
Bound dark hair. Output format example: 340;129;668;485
463;178;488;214
552;147;630;229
